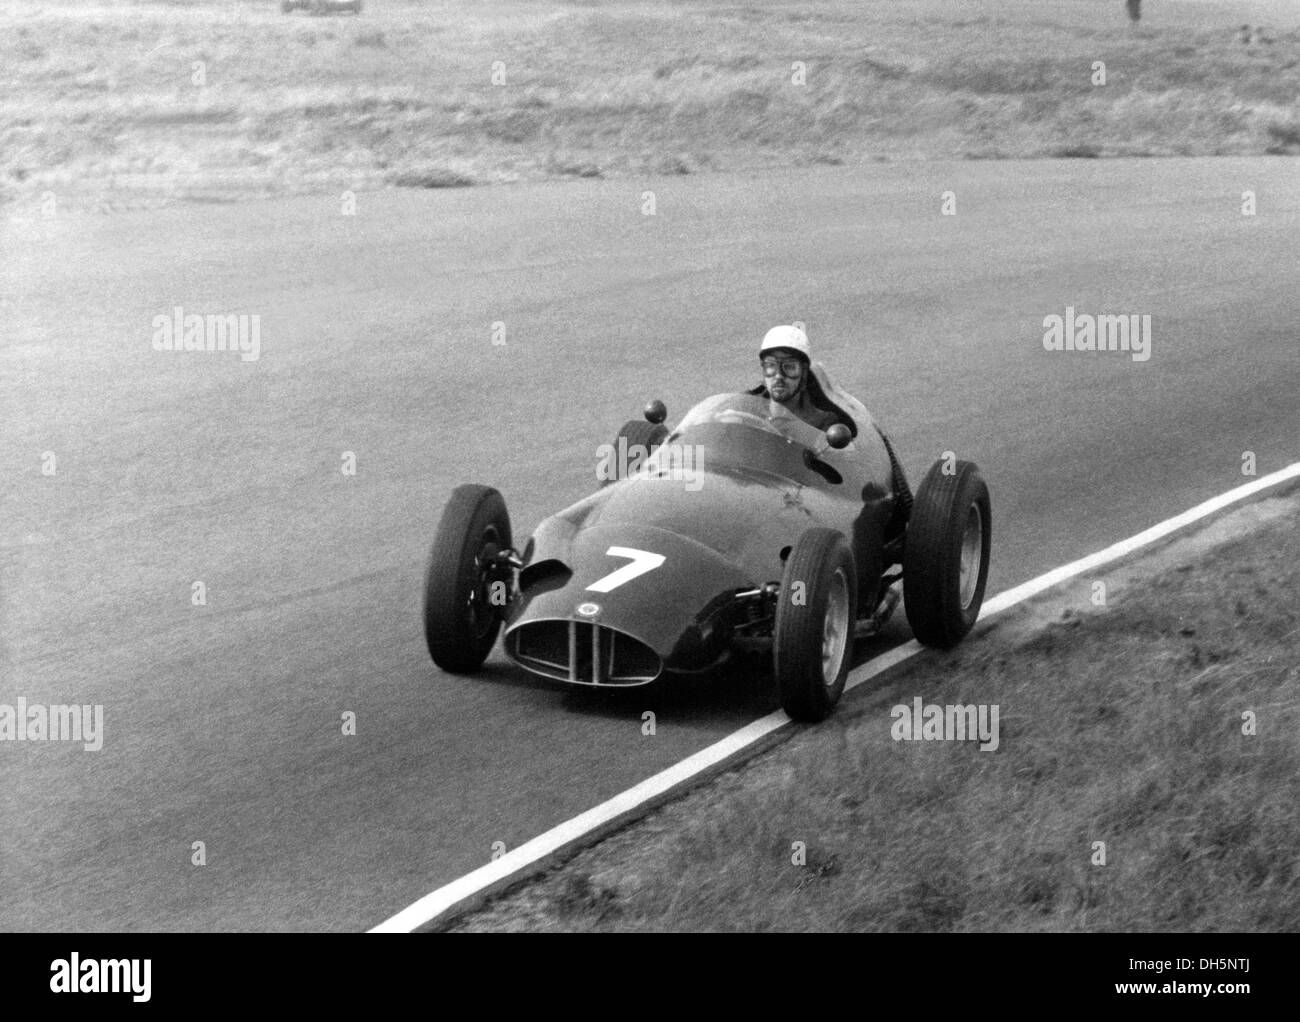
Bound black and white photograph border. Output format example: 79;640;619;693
2;0;1298;951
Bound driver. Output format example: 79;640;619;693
749;324;913;541
748;325;854;433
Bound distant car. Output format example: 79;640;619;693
281;0;362;14
421;365;991;721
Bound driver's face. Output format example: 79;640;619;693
761;349;805;403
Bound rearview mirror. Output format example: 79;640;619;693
825;423;852;450
644;400;668;424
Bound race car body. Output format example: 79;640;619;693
422;364;991;721
504;384;898;682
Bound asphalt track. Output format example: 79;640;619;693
1;157;1297;931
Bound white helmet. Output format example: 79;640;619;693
760;324;810;361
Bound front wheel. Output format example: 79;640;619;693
422;484;513;673
903;459;991;648
774;528;858;722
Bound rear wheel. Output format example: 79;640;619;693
423;484;513;673
903;459;991;648
774;528;858;722
602;420;669;485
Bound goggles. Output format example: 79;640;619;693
760;357;806;377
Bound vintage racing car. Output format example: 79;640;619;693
421;364;991;721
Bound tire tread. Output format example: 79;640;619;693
775;528;857;722
423;484;512;673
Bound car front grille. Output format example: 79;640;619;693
506;620;662;686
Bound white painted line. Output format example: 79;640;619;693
844;638;920;694
370;712;787;934
370;461;1300;933
979;461;1300;617
371;641;913;934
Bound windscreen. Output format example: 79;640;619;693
669;393;825;446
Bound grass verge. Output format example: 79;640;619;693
451;490;1300;931
4;0;1300;210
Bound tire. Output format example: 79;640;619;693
423;484;512;673
602;420;669;485
774;528;858;722
903;459;991;648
